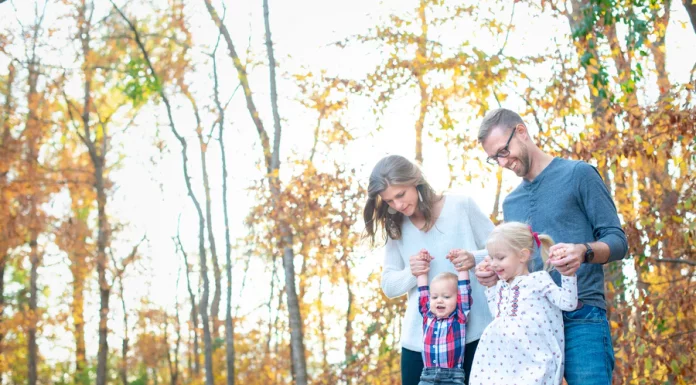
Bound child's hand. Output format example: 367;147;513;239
475;256;499;288
476;256;492;273
547;247;566;274
548;243;581;276
548;245;566;262
446;249;474;271
418;249;434;262
409;249;433;277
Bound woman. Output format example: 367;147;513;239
363;155;494;385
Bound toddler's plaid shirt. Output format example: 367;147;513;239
418;279;471;368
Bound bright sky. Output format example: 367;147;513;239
1;0;695;367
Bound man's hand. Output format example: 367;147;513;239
548;243;585;276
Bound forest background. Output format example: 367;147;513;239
0;0;695;384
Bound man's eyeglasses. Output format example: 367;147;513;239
485;127;516;165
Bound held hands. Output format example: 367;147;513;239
409;249;433;277
548;243;584;276
410;249;474;280
446;249;475;272
475;256;499;288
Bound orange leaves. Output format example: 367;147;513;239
538;1;696;382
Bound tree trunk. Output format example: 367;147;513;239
165;311;180;385
182;89;222;340
414;0;429;164
28;240;39;385
213;43;236;385
343;258;354;385
491;167;503;221
0;257;5;348
194;98;222;339
604;22;644;129
201;0;272;174
274;287;285;385
318;278;329;378
109;4;215;383
72;256;88;384
564;0;617;187
119;279;129;385
298;247;308;303
565;0;612;138
309;112;325;163
0;259;4;385
0;62;14;137
26;42;41;385
266;255;277;355
77;4;112;382
263;0;308;382
178;107;214;385
684;0;696;36
263;0;283;172
176;232;200;376
202;0;308;382
0;65;14;380
74;4;110;384
234;251;252;319
647;3;671;99
173;303;182;385
57;220;91;385
414;82;427;165
95;166;111;385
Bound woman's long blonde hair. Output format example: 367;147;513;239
486;222;555;271
363;155;441;246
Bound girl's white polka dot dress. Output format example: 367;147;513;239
470;271;577;385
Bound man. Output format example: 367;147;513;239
475;108;628;385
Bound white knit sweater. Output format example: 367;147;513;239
381;194;494;352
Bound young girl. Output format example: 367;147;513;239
415;250;472;385
469;222;578;385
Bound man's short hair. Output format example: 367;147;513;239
478;108;525;142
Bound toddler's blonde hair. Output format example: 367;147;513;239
430;272;458;287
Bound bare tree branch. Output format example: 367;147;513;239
650;257;696;267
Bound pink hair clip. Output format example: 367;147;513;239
528;225;541;248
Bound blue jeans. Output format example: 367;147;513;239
563;304;615;385
402;341;479;385
418;367;465;385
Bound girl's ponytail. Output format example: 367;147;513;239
486;222;555;271
537;234;555;271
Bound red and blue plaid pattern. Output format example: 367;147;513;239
418;280;472;368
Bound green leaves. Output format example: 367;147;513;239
572;0;656;93
120;57;161;107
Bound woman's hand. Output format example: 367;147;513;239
446;249;475;271
409;249;433;277
475;256;499;287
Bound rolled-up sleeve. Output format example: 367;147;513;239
575;163;628;262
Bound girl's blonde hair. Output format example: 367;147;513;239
486;222;555;271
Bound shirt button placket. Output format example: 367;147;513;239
527;185;536;223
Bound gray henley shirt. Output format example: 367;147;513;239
503;157;628;309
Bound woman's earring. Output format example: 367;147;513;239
387;206;397;215
418;190;423;202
